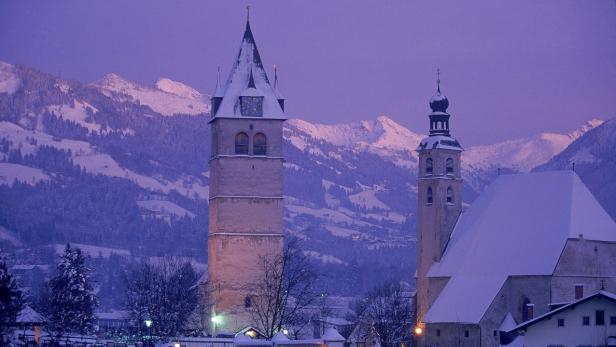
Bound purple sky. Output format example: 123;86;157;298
1;1;615;145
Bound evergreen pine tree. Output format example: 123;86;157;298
45;244;98;340
0;259;23;337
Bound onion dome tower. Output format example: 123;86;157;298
415;70;463;335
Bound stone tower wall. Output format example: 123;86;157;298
416;147;462;324
208;117;285;332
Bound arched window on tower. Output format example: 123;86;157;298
447;186;453;204
426;187;433;205
253;133;267;155
446;158;454;175
235;132;249;154
426;158;433;175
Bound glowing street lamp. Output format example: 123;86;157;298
414;326;423;336
211;315;222;336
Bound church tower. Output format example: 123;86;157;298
208;13;286;332
415;74;463;328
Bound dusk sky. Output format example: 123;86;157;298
1;1;615;145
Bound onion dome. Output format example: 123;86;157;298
429;89;449;113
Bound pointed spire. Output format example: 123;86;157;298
437;68;441;93
246;5;250;23
274;64;279;89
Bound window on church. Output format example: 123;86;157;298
557;318;564;327
426;158;433;175
575;284;584;299
426;187;433;205
447;186;453;204
253;133;267;155
446;158;454;174
582;316;590;326
610;316;616;325
235;132;249;154
596;310;605;325
464;330;469;338
244;296;252;309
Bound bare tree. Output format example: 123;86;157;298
247;238;320;338
350;282;414;347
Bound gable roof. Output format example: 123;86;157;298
510;291;616;332
213;20;285;120
424;171;616;324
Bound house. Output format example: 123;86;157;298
506;291;616;347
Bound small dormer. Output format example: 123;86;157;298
240;67;264;117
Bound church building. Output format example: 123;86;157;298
415;81;616;346
207;13;286;333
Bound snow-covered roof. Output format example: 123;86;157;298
510;291;616;332
498;313;517;331
213;20;285;120
417;135;463;151
425;171;616;324
321;327;345;342
271;331;290;343
16;306;45;324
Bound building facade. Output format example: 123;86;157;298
414;82;616;347
208;16;286;333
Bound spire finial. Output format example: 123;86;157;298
246;5;250;23
437;68;441;93
274;64;278;88
217;66;221;85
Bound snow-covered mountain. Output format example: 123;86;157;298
1;61;612;305
93;73;210;116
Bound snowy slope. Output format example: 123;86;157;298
93;74;210;116
464;119;603;172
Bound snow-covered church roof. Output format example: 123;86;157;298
425;170;616;324
212;19;285;120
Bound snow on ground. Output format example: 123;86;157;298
137;199;196;222
0;226;22;246
325;226;365;239
0;122;209;200
0;163;49;186
349;185;390;211
93;74;210;116
303;250;347;265
0;62;21;94
48;100;101;133
52;243;131;258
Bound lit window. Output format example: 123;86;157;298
426;158;433;175
253;133;267;155
447;186;453;204
235;132;249;154
426;187;433;204
446;158;454;174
